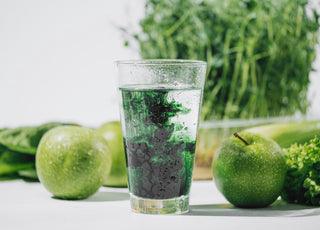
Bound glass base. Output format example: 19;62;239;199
130;194;189;214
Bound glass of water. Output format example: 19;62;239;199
115;59;207;214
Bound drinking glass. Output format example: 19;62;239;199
115;59;207;214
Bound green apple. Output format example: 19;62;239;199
212;131;286;208
97;121;127;187
36;126;111;200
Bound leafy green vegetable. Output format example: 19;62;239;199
125;0;319;120
0;148;35;176
0;122;77;155
0;122;77;181
0;174;20;181
281;136;320;206
18;169;39;182
0;144;37;181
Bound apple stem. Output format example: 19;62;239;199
234;133;249;145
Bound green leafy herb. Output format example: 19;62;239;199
125;0;319;120
281;136;320;206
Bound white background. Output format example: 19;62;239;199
0;0;319;128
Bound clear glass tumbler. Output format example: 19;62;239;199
115;59;207;214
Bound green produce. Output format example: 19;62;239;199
243;120;320;148
0;122;76;181
18;169;38;181
97;121;127;187
281;136;320;206
0;122;76;154
212;132;286;208
0;147;35;175
36;126;111;200
125;0;319;120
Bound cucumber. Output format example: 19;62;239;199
243;120;320;148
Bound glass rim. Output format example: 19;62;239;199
115;59;207;66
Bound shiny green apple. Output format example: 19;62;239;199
212;131;286;208
36;126;111;200
97;121;127;187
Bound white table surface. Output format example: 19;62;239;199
1;180;320;230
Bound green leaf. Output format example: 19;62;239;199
18;169;39;182
0;122;77;155
0;148;35;176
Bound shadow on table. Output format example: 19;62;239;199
52;191;130;202
187;200;320;217
83;191;130;202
